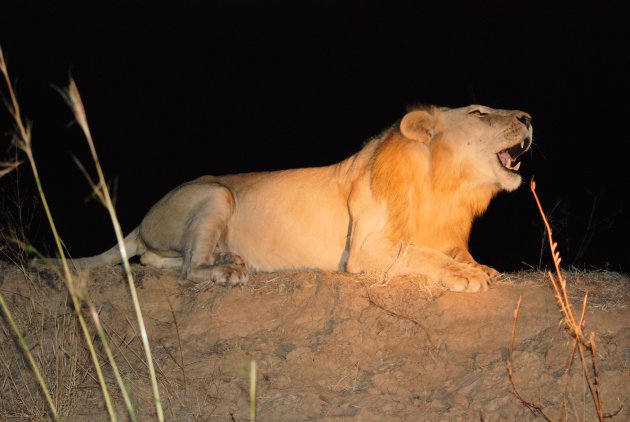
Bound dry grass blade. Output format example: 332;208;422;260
0;293;60;421
362;280;438;350
250;359;257;422
165;294;186;395
61;78;165;422
506;296;552;421
85;297;138;421
0;160;22;177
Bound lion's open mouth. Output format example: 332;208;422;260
497;137;530;172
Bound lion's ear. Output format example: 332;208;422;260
400;110;435;143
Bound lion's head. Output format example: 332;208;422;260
372;104;533;245
400;104;533;192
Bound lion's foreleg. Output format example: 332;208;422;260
396;245;493;292
347;239;492;293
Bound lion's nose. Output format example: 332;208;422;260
517;113;532;129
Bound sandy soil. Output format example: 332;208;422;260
1;262;629;421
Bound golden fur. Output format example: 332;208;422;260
63;104;533;292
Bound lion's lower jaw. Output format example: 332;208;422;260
499;172;522;192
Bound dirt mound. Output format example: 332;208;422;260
1;263;629;420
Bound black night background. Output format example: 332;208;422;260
1;1;629;274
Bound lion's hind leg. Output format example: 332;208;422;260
181;185;249;290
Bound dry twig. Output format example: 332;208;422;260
507;179;622;421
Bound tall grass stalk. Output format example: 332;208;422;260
250;359;257;422
62;79;164;422
86;299;138;421
0;46;118;421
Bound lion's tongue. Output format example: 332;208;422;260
498;149;512;167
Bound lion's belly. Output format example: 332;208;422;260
224;180;350;272
228;229;346;272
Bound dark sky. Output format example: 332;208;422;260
1;1;629;273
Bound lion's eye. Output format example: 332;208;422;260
469;109;488;117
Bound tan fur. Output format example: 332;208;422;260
62;104;533;292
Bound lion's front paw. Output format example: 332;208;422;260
439;262;492;293
474;263;500;280
187;263;249;291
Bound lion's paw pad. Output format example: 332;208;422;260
187;263;249;290
441;263;491;293
212;264;249;287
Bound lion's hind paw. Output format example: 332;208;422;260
187;263;249;291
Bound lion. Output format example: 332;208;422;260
60;104;532;292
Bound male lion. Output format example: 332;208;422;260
65;104;532;292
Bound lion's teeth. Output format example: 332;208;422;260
513;161;521;171
520;140;524;149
